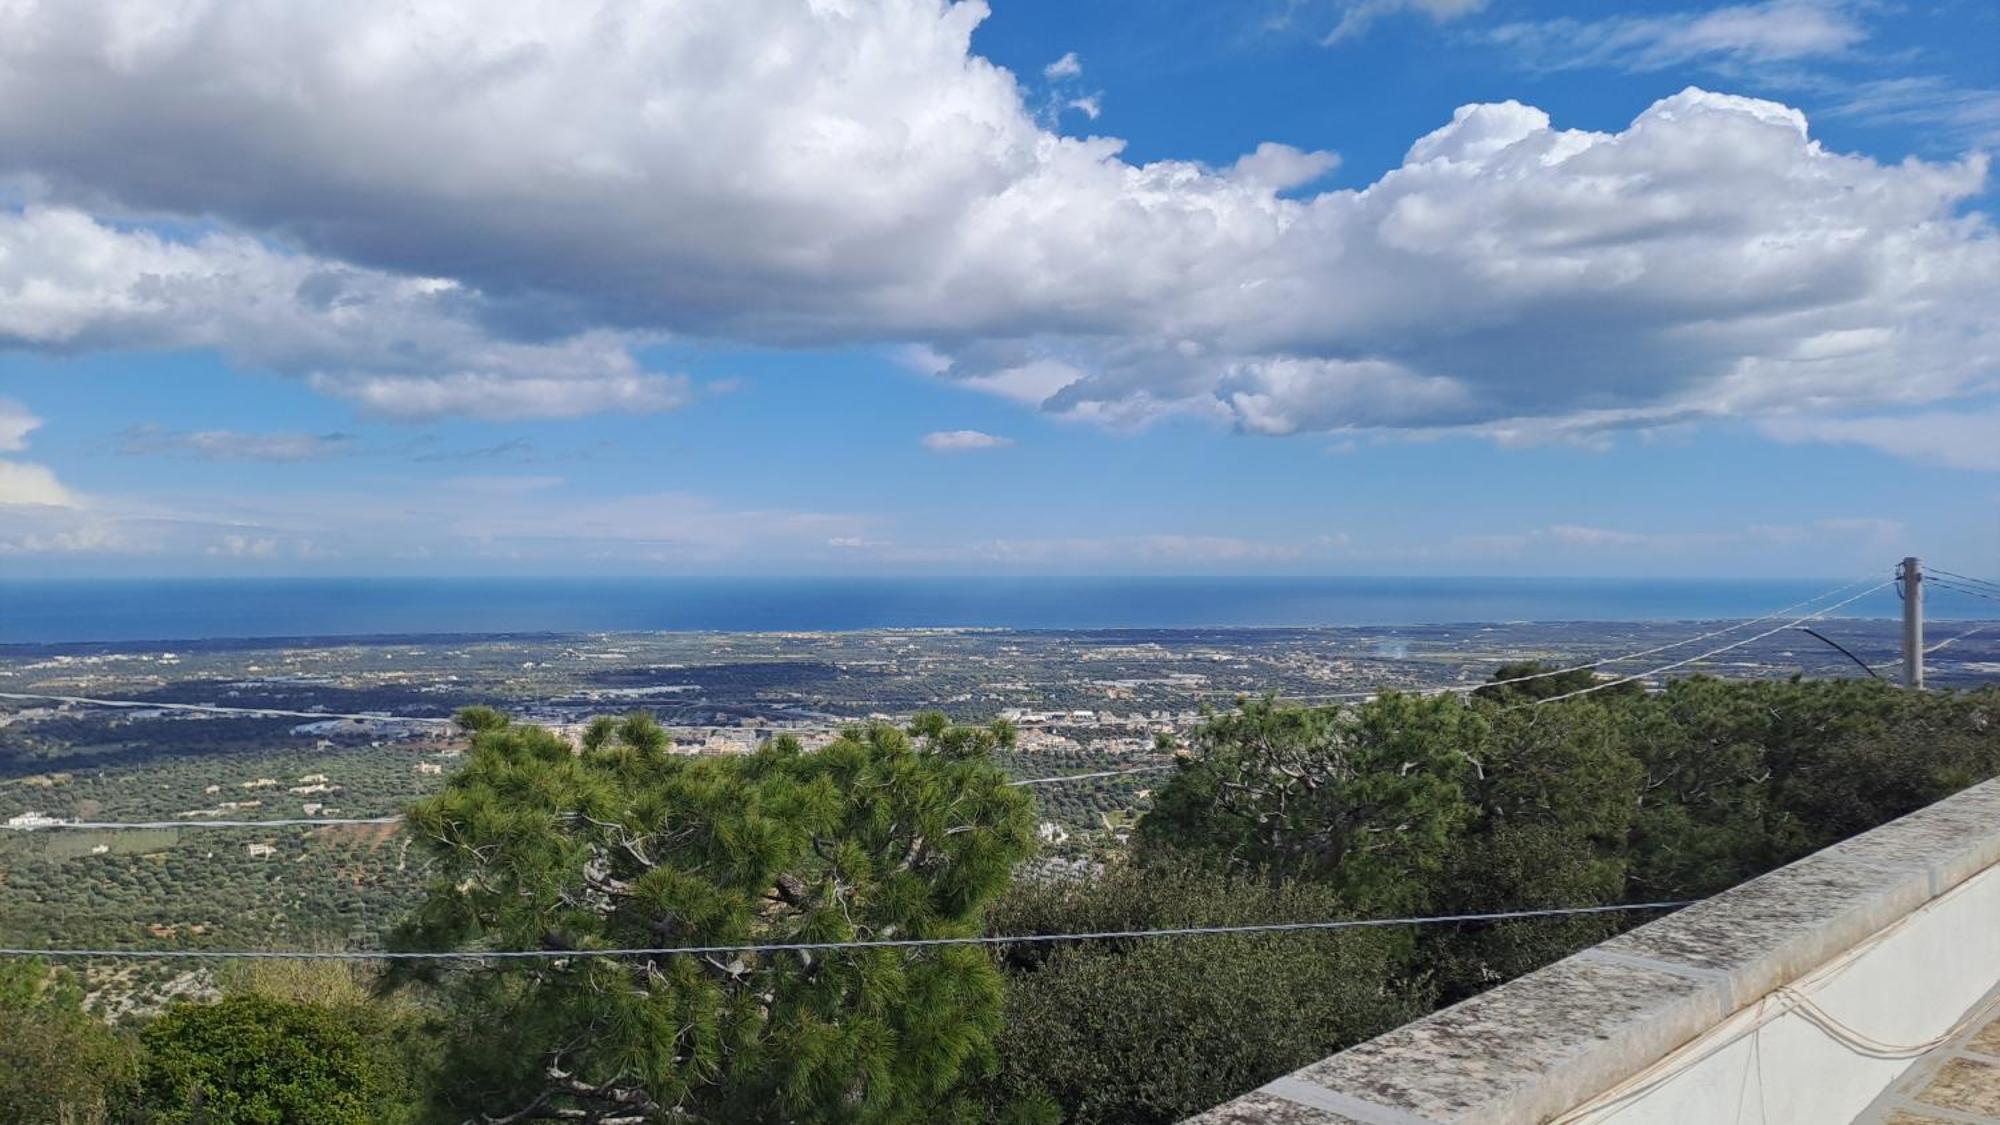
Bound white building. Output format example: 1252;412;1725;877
4;811;72;829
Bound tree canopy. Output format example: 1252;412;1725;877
392;708;1038;1124
1137;693;1480;910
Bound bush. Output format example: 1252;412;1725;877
138;993;386;1124
979;859;1423;1124
0;960;142;1124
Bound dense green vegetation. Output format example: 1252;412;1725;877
388;708;1039;1124
2;674;1997;1123
0;958;428;1124
999;674;2000;1122
138;994;387;1124
0;959;143;1123
978;860;1422;1123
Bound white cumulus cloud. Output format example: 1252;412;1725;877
0;208;680;421
0;1;1990;445
0;396;81;510
0;459;75;507
1226;142;1342;192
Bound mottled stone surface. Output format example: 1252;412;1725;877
1284;956;1718;1124
1180;1089;1363;1125
1855;986;2000;1124
1186;778;2000;1124
1593;847;1928;1003
1973;1018;2000;1058
1921;1059;2000;1116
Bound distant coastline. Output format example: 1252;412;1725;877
2;575;1985;646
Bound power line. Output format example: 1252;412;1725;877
1511;580;1896;709
1009;765;1175;786
0;900;1694;961
1927;567;2000;595
1928;575;2000;596
1281;576;1886;704
1863;616;1999;672
5;766;1181;831
1927;578;2000;605
1923;620;1998;657
9;816;404;831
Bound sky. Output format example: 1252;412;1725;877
0;0;1996;578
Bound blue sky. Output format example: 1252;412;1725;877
0;0;1996;577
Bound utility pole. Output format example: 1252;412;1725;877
1901;556;1924;690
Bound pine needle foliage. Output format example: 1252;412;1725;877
391;708;1038;1124
1137;694;1480;911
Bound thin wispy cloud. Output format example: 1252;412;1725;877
117;425;359;462
1823;76;2000;150
921;430;1014;453
1764;410;2000;472
1319;0;1488;44
1036;48;1102;125
406;437;540;464
1488;0;1868;73
1480;3;1996;161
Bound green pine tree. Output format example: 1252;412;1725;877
391;708;1038;1124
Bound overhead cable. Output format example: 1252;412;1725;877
5;766;1180;831
1510;580;1895;709
1285;575;1885;703
0;900;1694;961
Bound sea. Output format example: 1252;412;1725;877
0;575;1981;645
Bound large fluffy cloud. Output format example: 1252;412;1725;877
0;0;1994;434
0;209;680;420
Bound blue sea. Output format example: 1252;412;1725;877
0;575;1980;645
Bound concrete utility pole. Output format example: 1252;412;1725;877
1901;556;1924;690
